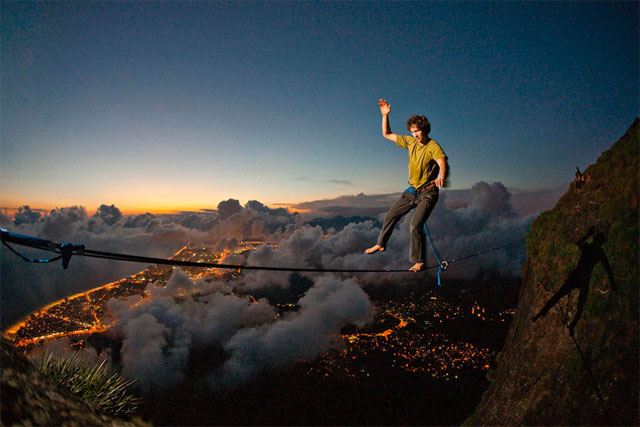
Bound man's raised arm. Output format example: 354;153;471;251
379;99;398;142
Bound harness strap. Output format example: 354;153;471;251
405;181;436;195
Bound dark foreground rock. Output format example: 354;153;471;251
1;337;133;426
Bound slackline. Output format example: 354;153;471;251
1;228;524;274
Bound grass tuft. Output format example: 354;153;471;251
38;352;141;417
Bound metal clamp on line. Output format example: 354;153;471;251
1;228;84;269
59;242;85;269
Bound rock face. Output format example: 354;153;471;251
0;337;131;426
472;120;639;425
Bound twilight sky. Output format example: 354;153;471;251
2;1;638;213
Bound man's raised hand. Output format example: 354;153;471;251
378;99;391;115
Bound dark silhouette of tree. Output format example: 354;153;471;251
533;227;615;335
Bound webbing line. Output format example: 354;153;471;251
1;228;524;275
80;248;415;273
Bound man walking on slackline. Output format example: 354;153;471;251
366;99;448;272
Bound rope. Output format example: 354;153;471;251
1;240;63;264
1;228;524;276
424;223;446;286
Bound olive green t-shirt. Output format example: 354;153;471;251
396;135;446;188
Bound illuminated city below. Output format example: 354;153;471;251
5;241;513;381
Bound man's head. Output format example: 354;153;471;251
406;115;430;144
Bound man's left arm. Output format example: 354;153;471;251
435;157;447;188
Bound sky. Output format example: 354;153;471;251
1;1;638;214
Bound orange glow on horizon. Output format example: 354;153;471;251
1;202;310;217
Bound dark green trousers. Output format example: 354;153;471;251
377;187;439;263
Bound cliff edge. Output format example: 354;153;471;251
472;120;639;425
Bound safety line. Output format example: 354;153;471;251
424;223;445;286
1;240;63;264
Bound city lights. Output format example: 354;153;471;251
5;242;511;383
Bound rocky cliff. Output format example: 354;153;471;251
0;337;134;426
472;120;639;425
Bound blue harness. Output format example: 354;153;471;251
405;186;418;195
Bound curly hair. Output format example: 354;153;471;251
406;115;431;135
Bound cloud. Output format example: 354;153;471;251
216;199;242;220
93;204;123;226
285;185;563;219
108;270;372;390
207;199;301;243
173;212;218;232
281;193;399;218
107;272;270;391
294;177;354;186
13;206;42;226
1;205;211;327
123;212;155;229
121;312;188;388
1;199;305;327
5;181;546;395
217;274;372;386
239;181;532;291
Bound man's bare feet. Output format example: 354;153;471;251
365;244;385;254
409;262;424;272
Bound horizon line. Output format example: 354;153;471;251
0;182;568;217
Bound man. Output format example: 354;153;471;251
365;99;447;272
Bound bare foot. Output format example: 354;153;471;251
365;244;385;254
409;262;424;272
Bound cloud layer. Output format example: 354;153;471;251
0;199;297;327
5;182;544;391
2;183;534;326
243;181;531;290
105;182;529;390
107;270;372;390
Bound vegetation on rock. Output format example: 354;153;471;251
1;337;136;426
470;119;639;425
38;352;141;417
